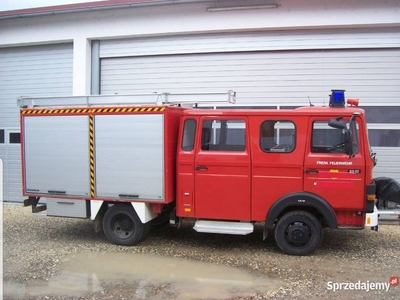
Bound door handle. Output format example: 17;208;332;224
195;165;208;171
305;169;319;174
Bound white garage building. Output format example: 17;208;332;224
0;0;399;202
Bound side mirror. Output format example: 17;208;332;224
328;119;347;130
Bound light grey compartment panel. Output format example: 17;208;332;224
47;198;88;218
95;114;164;200
24;116;90;197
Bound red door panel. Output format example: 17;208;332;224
176;118;198;218
250;117;305;221
194;153;251;220
304;118;365;211
194;117;251;221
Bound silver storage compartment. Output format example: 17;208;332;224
47;198;88;218
23;116;90;197
95;114;164;200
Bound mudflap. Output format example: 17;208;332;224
375;177;400;208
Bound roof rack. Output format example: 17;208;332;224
17;91;236;108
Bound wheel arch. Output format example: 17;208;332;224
130;202;157;223
91;201;157;223
265;192;338;229
91;201;157;233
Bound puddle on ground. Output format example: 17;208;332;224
4;252;283;299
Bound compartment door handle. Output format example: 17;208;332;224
195;165;208;171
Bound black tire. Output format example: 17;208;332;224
103;203;147;246
274;210;322;256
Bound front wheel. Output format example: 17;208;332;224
103;203;148;246
274;210;322;256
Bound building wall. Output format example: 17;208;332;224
0;44;73;201
1;0;399;94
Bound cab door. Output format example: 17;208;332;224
194;117;251;221
303;117;365;210
176;117;198;218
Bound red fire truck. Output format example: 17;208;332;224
19;90;380;255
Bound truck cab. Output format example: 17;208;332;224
176;91;377;255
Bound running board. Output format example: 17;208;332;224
193;220;253;235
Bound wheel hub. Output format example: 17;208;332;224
112;214;134;238
119;218;132;230
285;221;312;246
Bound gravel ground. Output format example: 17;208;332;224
3;203;400;300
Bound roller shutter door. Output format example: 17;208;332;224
100;49;399;104
0;43;73;202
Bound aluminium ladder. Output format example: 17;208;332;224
17;90;236;108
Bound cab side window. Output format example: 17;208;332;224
311;121;350;153
201;119;246;151
181;119;196;151
260;120;295;153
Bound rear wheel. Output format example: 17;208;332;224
103;203;148;246
274;210;322;256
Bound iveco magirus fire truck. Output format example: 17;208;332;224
19;90;382;255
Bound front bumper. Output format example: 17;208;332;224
365;205;378;228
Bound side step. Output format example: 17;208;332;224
193;220;253;235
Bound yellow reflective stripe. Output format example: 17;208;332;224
89;115;95;198
21;106;167;115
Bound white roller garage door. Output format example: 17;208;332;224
99;29;400;181
0;43;73;202
100;49;399;105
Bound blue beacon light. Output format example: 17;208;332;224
329;90;346;107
